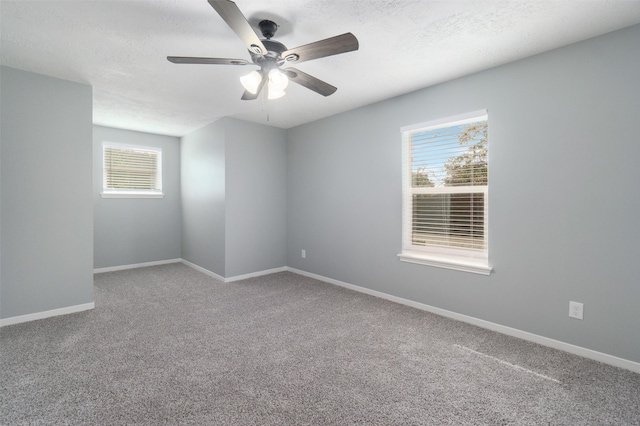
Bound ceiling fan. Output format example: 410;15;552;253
168;0;359;100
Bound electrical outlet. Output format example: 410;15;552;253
569;301;584;320
301;249;306;259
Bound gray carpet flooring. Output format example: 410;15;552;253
1;263;639;425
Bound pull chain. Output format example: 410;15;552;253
262;86;269;122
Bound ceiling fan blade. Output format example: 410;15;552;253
241;71;267;100
284;68;337;97
281;33;359;64
167;56;250;65
208;0;267;55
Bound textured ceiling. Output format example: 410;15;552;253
2;1;640;137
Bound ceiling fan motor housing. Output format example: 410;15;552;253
251;37;289;70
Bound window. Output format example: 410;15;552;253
399;110;491;275
102;143;163;198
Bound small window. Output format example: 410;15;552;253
399;110;491;275
102;143;163;198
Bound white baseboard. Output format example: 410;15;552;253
225;267;288;283
180;259;287;283
0;302;95;327
180;259;225;281
286;267;640;375
93;257;287;284
93;258;181;273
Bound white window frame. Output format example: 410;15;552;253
398;110;492;275
101;142;164;198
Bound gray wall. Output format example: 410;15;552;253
93;126;181;269
224;118;287;277
286;25;640;363
180;117;287;278
1;66;93;319
181;120;226;276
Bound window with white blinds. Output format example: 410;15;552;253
399;110;491;274
102;143;163;198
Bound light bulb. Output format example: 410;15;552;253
240;70;262;94
268;69;289;91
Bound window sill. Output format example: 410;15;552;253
101;193;164;199
398;251;492;275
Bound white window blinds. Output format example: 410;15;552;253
402;110;488;259
103;144;162;195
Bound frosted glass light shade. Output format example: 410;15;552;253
267;88;286;100
268;69;289;91
240;71;262;94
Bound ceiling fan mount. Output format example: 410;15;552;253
167;0;359;100
258;19;278;40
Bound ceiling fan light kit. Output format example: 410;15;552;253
167;0;359;101
240;69;288;99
